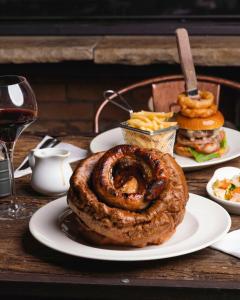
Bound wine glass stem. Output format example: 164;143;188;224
4;142;18;209
0;139;33;220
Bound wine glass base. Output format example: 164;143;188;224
0;203;34;220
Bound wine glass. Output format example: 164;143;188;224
0;75;37;219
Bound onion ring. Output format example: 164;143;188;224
178;91;214;109
181;104;217;118
178;90;217;118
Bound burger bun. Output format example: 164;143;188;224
176;111;224;130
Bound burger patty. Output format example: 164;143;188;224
178;129;219;140
177;129;225;154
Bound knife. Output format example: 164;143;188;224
18;137;61;171
176;28;200;99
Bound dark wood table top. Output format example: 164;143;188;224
1;134;240;300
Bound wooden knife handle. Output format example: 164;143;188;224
176;28;198;96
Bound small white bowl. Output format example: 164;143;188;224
207;166;240;215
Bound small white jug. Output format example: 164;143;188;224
29;148;73;196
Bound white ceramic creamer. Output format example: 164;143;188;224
29;148;73;196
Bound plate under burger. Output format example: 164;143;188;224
90;127;240;171
29;193;230;261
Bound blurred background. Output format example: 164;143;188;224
0;0;239;135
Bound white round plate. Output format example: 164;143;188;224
29;193;231;261
90;127;240;171
207;166;240;215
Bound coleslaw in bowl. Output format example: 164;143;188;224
207;166;240;215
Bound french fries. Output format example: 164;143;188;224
122;111;177;154
127;110;176;132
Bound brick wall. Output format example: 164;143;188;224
30;73;137;136
0;61;239;137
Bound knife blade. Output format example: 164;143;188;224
18;137;61;171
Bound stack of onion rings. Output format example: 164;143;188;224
178;91;217;118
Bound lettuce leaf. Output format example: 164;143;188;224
188;147;220;163
220;135;227;149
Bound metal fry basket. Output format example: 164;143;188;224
102;89;178;155
120;122;178;155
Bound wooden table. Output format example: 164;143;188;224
1;134;240;300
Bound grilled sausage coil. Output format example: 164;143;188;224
67;145;189;247
92;145;167;211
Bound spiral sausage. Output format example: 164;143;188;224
92;145;167;211
68;145;188;247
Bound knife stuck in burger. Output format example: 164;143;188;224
174;28;228;162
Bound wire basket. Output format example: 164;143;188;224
120;122;178;155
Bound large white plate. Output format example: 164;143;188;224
90;127;240;170
29;193;231;261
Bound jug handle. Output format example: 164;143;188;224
28;150;36;170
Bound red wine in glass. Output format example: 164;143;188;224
0;108;37;143
0;75;38;219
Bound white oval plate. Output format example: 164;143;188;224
207;166;240;215
90;127;240;171
29;193;231;261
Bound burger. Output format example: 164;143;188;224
174;110;228;162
